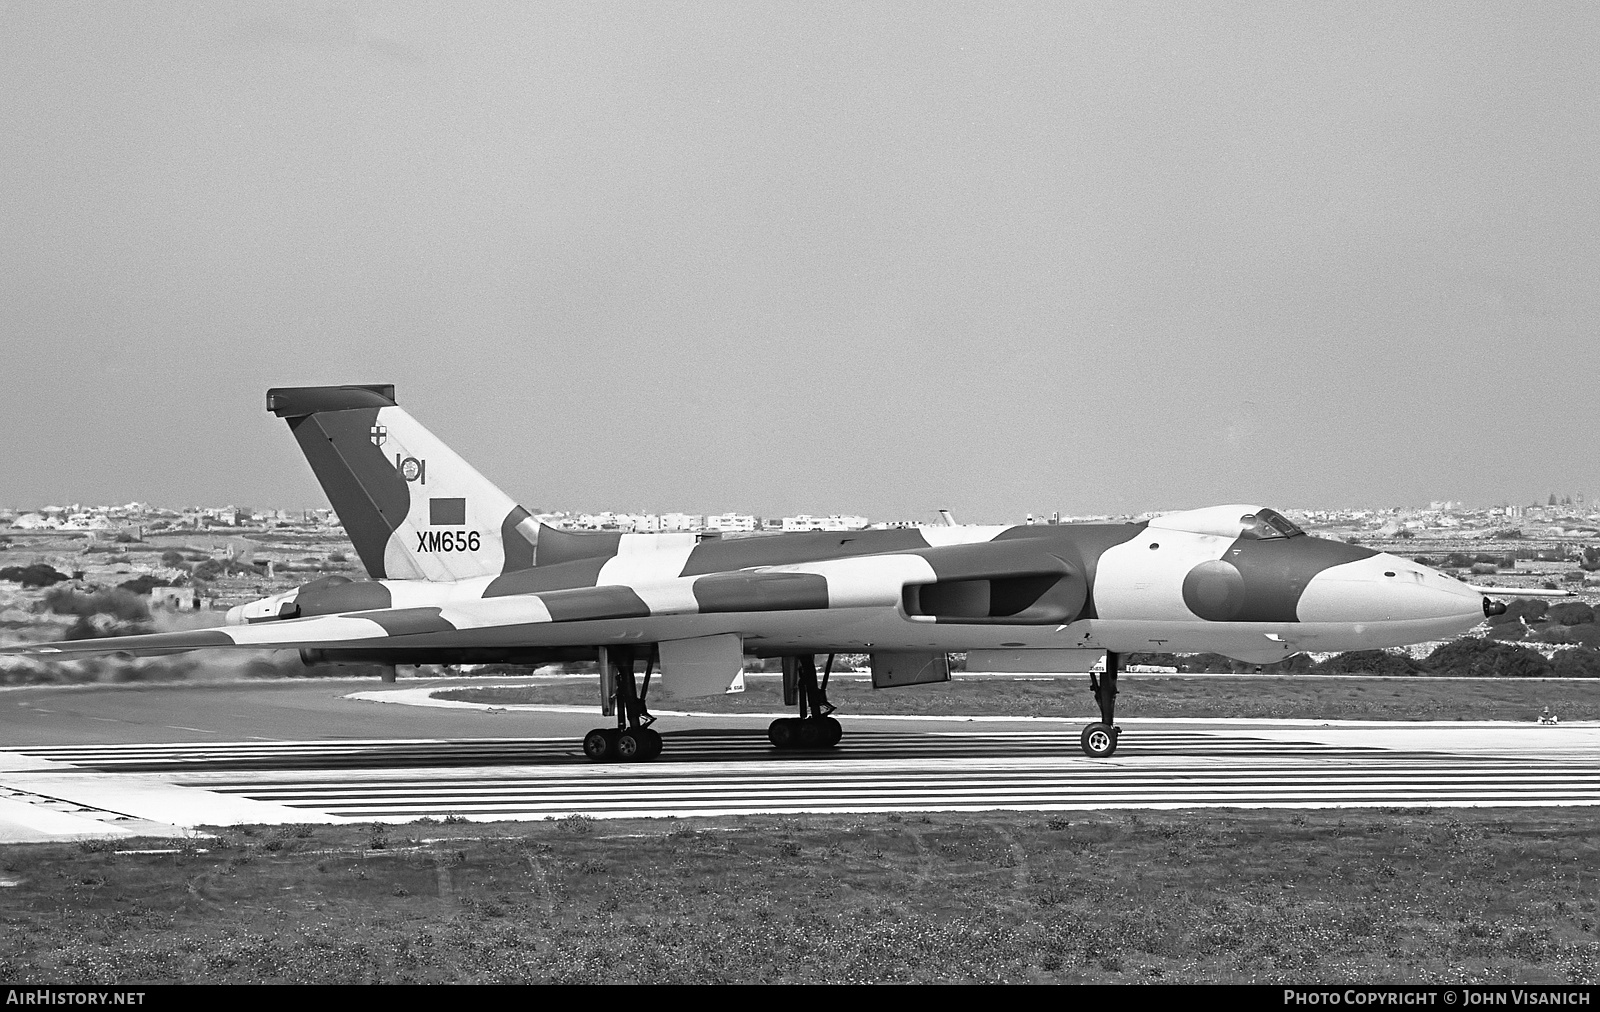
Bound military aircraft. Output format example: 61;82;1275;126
8;384;1514;760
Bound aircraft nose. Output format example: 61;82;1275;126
1297;552;1485;630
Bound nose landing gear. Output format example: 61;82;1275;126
1080;650;1121;758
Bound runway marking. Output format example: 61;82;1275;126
187;756;1600;820
0;784;141;825
2;727;1597;823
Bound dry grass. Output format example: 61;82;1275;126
439;674;1600;722
0;808;1595;983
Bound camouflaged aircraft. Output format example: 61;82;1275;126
10;384;1508;761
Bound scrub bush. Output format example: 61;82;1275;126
1550;648;1600;678
0;563;69;587
1424;638;1552;678
1547;602;1595;626
1313;650;1426;676
42;587;150;622
117;575;171;595
1537;624;1600;648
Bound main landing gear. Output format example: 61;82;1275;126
1080;650;1121;758
583;645;663;763
768;653;842;751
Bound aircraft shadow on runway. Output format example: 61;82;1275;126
6;729;1408;774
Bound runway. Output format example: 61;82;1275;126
1;679;1597;841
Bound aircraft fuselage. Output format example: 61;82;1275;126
232;511;1487;666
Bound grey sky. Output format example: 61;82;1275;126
3;2;1596;522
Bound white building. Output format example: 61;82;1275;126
705;513;757;532
658;513;703;532
576;512;658;532
781;514;869;532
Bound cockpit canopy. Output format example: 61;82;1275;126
1238;508;1305;540
1146;504;1306;541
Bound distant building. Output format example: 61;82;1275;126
780;515;869;532
705;513;757;533
58;513;112;531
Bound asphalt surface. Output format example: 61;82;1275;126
0;677;616;746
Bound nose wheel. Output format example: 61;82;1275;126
1080;723;1118;758
1080;651;1121;758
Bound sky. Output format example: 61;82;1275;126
3;2;1597;523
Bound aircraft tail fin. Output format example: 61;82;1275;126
267;385;540;582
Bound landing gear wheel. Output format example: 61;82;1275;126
615;730;646;761
583;728;617;762
768;718;797;749
1080;723;1118;758
820;716;842;747
796;719;822;748
636;727;663;760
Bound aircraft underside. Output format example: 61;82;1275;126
290;606;1479;762
296;608;1475;665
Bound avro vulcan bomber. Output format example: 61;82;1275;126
10;385;1503;760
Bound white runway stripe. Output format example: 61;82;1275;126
253;783;1600;818
214;773;1600;797
211;771;1600;799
